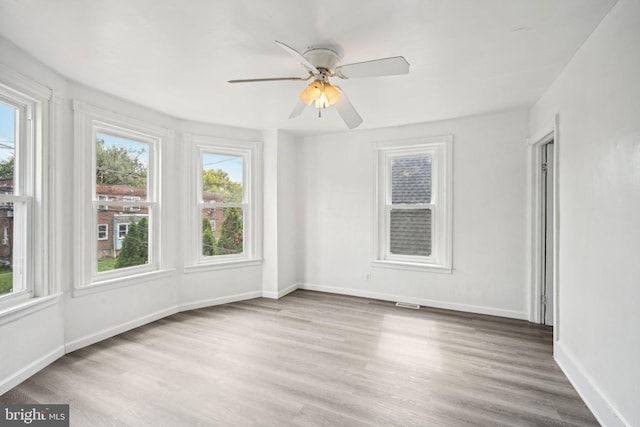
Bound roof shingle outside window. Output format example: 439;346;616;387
391;157;431;204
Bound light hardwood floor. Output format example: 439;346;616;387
1;290;598;426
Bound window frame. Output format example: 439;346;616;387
374;136;453;273
73;101;168;292
117;223;129;240
185;134;262;271
0;65;53;313
122;196;141;212
97;194;109;211
97;224;108;241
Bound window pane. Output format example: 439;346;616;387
0;201;14;295
96;133;148;201
389;208;432;256
0;102;16;195
391;156;431;204
201;207;220;256
202;153;243;203
97;224;108;240
97;207;149;272
201;207;243;256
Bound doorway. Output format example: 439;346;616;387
540;141;554;326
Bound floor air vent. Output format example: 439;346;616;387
395;302;421;310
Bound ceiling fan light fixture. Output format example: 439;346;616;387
315;92;329;109
300;80;341;112
324;84;341;105
229;40;406;129
299;81;322;106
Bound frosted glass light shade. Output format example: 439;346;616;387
299;80;341;108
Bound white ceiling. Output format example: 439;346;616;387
0;0;617;135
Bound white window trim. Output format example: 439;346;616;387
0;64;54;316
117;222;129;239
97;224;108;240
373;135;453;273
73;101;170;293
184;134;262;271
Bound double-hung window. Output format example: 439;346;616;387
375;136;452;272
97;224;108;240
187;135;261;269
0;67;50;308
74;102;166;289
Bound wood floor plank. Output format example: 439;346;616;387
1;290;599;426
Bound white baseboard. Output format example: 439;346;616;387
178;290;262;312
555;341;629;427
66;290;263;353
298;283;528;320
262;283;299;299
65;306;179;353
0;346;65;395
6;284;528;398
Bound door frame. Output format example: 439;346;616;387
527;116;560;342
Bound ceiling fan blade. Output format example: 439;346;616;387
275;40;320;74
333;88;363;129
289;100;307;119
228;75;311;83
335;56;409;79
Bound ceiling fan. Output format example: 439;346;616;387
228;41;410;129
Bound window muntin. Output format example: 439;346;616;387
376;137;452;271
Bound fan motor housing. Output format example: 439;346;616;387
302;46;342;73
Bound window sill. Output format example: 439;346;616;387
184;258;262;274
372;260;452;274
73;268;176;298
0;293;62;326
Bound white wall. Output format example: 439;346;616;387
0;36;266;393
529;0;640;425
262;130;300;298
63;80;266;350
0;36;67;394
275;132;301;293
298;110;530;319
4;4;637;425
